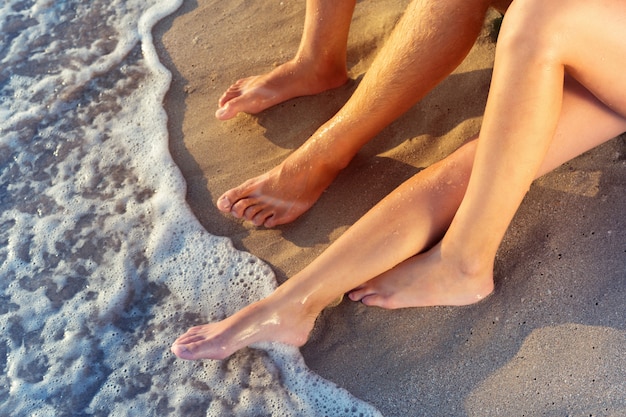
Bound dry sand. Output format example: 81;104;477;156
155;1;626;415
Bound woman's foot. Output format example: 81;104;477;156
216;59;348;120
347;243;495;308
171;292;318;360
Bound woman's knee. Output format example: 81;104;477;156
497;0;566;60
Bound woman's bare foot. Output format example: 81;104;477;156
347;243;495;309
171;293;318;360
215;59;348;120
217;139;347;227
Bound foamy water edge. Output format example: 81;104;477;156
0;0;381;415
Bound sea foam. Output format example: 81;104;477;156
0;0;381;415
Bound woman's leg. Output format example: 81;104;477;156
215;0;356;120
349;77;626;307
351;0;626;307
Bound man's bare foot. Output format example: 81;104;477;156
347;243;494;308
216;59;348;120
171;294;317;360
217;142;345;227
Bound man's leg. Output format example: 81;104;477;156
217;0;499;227
215;0;356;120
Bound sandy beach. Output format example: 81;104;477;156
155;1;626;415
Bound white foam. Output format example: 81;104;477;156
0;0;381;415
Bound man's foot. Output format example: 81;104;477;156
347;244;494;308
217;143;345;227
171;294;317;360
216;59;348;120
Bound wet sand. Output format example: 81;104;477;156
155;1;626;415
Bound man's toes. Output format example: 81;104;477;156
263;214;279;228
218;90;237;108
264;207;306;227
218;79;247;106
244;204;264;224
217;195;233;212
215;102;239;120
218;184;257;213
231;198;258;219
250;209;273;227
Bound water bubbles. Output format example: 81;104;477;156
0;0;382;415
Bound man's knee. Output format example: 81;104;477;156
490;0;512;14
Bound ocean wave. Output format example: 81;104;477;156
0;0;380;415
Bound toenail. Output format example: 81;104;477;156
217;196;231;210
